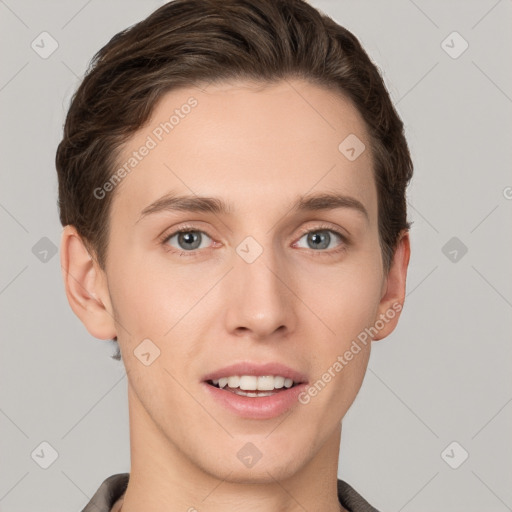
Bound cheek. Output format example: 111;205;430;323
107;255;232;372
296;266;381;418
107;256;187;341
298;258;383;341
109;232;384;348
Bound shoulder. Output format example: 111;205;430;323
81;473;380;512
337;478;382;512
81;473;129;512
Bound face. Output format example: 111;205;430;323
67;78;408;484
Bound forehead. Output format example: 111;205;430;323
110;78;377;222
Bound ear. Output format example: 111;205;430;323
60;225;117;340
373;230;410;341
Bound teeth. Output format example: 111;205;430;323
274;376;285;389
233;389;275;397
239;375;257;390
228;376;240;388
211;375;297;391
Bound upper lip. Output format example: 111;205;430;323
202;362;308;384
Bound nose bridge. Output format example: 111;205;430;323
224;234;296;337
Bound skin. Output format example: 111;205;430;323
61;78;410;512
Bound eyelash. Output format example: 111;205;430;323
159;223;349;258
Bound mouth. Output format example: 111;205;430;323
202;378;309;420
205;376;304;397
200;362;309;419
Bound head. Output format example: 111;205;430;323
57;0;412;485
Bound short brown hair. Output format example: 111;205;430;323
56;0;412;273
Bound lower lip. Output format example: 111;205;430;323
202;382;308;420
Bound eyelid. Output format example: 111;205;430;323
158;221;215;243
294;221;349;242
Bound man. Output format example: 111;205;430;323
56;1;412;510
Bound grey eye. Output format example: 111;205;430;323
295;230;342;250
166;230;212;251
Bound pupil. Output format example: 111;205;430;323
309;230;330;250
179;231;200;250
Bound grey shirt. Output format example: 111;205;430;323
81;473;381;512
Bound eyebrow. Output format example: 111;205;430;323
137;191;369;223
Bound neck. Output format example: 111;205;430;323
119;383;348;512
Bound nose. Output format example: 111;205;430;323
223;246;298;340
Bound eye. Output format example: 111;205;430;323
162;228;213;255
159;224;348;258
293;227;346;254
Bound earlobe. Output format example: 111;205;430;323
60;225;117;340
373;230;411;341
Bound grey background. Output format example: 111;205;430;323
1;0;511;510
